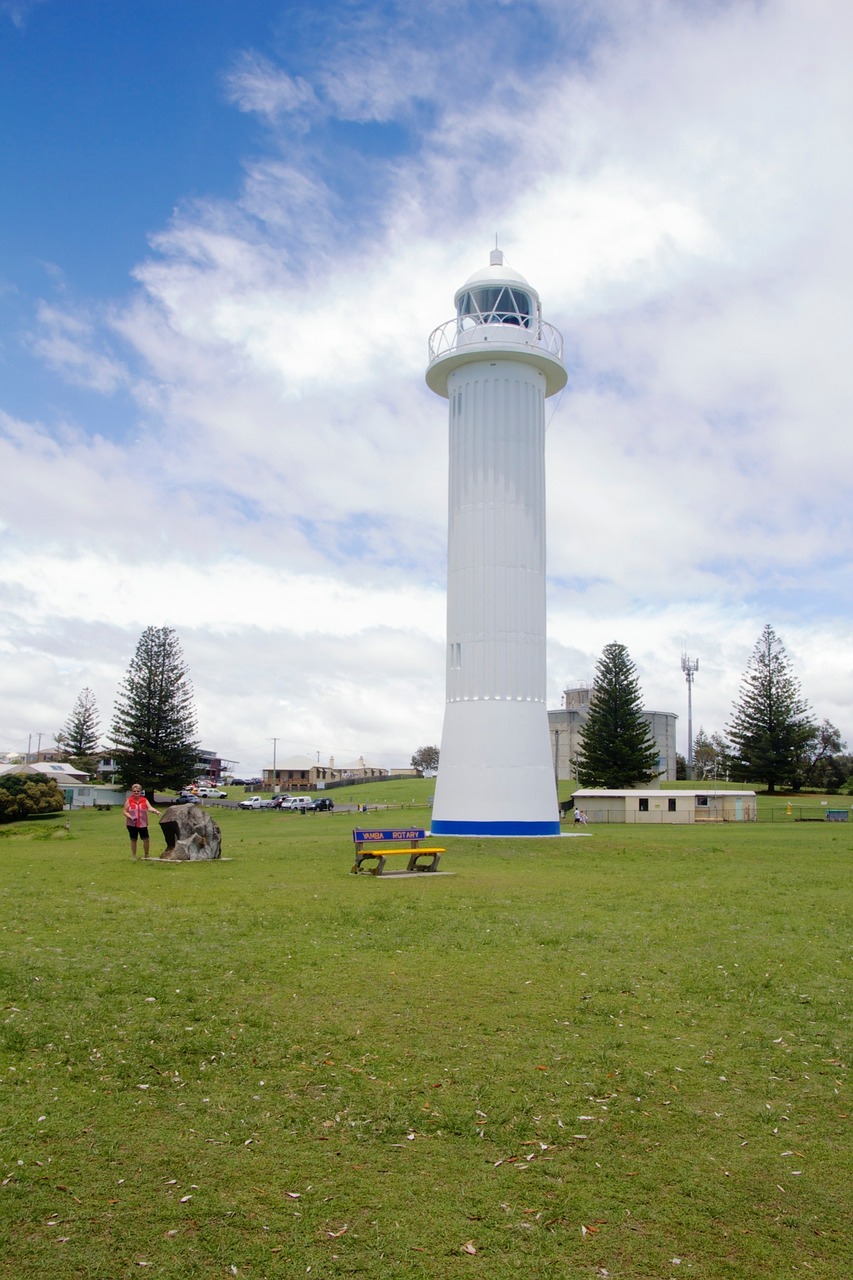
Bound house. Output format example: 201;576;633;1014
0;763;125;809
569;789;757;824
262;754;390;792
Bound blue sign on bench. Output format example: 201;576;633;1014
352;828;426;843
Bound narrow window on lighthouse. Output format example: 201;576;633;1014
450;643;462;669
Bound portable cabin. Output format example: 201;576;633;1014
569;789;757;824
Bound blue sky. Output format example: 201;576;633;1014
1;0;852;774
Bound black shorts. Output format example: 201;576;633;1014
127;824;150;840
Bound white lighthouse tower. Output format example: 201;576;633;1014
426;249;567;837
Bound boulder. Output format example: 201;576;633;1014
159;804;222;861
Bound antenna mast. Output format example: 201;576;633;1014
681;655;699;779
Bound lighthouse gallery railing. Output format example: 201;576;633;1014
427;316;564;364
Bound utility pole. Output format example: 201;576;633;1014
681;655;699;779
270;738;279;793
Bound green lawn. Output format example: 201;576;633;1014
0;807;849;1278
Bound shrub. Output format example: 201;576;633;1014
0;774;64;822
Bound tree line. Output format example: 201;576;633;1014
55;626;200;801
576;625;848;794
49;621;849;801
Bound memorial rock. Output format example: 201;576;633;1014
159;803;222;861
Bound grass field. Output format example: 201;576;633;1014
0;802;849;1278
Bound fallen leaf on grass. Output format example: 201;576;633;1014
461;1241;477;1254
327;1225;348;1238
581;1224;599;1235
180;1195;192;1203
286;1191;301;1199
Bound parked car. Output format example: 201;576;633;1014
309;797;334;811
239;795;264;809
271;794;294;809
197;787;227;798
280;796;314;811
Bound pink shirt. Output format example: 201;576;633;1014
126;795;150;828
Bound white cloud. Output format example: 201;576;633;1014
3;0;853;770
0;0;45;31
29;304;130;393
225;51;317;121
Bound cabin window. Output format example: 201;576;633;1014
696;795;709;807
668;798;677;812
638;798;649;812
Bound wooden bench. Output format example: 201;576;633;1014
351;828;445;876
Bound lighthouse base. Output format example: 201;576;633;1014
431;701;560;837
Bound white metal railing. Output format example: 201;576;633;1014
428;316;564;363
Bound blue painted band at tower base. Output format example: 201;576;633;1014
430;819;561;837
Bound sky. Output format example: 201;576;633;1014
1;0;851;776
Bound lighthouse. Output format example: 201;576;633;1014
426;249;567;837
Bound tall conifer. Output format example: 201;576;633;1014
727;624;815;794
110;626;200;798
577;643;660;788
58;687;101;773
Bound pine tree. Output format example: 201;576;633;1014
58;687;101;774
577;643;660;788
110;626;200;798
726;624;816;794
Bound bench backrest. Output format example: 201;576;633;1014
352;828;426;844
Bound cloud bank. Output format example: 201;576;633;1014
2;0;852;772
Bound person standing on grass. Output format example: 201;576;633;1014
123;784;161;860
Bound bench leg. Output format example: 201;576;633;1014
352;852;386;875
407;852;441;872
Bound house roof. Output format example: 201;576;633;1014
0;764;82;787
276;755;322;770
29;760;89;780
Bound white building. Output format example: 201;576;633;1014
570;789;757;824
549;686;678;783
426;250;567;836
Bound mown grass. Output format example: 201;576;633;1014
0;807;849;1279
